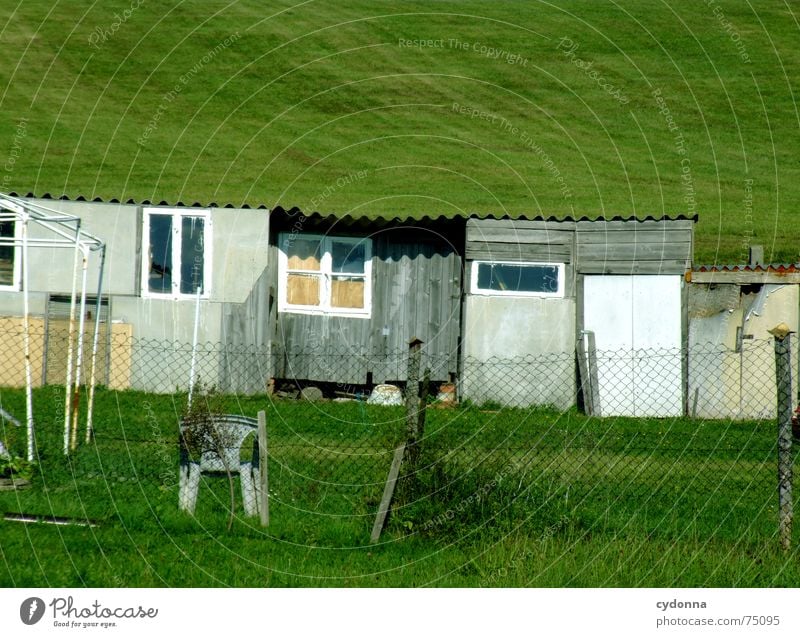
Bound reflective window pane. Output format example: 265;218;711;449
180;216;205;295
477;263;560;294
148;215;173;293
332;240;365;274
0;219;14;286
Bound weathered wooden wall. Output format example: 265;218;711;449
220;257;275;394
576;219;693;275
272;230;462;384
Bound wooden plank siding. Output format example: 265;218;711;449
466;219;575;264
220;253;276;394
271;229;463;384
576;220;692;275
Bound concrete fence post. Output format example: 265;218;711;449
773;329;793;551
257;410;269;527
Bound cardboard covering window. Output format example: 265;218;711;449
279;233;371;316
287;273;322;306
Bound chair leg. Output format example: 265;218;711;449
240;462;256;516
183;462;201;515
179;462;189;511
252;467;261;516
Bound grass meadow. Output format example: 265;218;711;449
0;386;798;587
0;2;798;262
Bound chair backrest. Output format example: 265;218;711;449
179;414;259;473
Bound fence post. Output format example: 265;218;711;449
257;410;269;527
405;337;423;465
577;330;600;416
772;327;793;551
370;443;406;544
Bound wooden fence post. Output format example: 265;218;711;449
370;443;406;544
257;410;269;527
773;329;793;551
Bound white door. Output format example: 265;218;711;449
584;275;683;417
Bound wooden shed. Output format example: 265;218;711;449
224;207;466;386
461;214;695;415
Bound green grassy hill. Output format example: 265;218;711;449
0;1;798;263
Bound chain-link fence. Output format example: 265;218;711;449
0;324;796;550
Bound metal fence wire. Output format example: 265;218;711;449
0;325;796;548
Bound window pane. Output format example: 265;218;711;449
180;216;205;295
477;263;560;294
287;273;321;306
286;237;321;271
0;219;14;286
332;240;365;274
331;276;365;309
148;214;173;293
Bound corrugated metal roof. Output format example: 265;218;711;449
8;193;698;224
7;191;268;209
262;205;699;225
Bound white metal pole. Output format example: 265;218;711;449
21;213;34;463
63;226;81;455
86;245;106;443
187;286;201;409
70;246;89;451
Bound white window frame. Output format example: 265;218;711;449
277;232;372;318
470;260;565;298
0;213;20;292
141;207;213;300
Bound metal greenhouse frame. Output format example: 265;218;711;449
0;193;106;460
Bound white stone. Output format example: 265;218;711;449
367;384;403;406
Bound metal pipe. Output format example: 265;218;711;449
70;246;90;452
85;245;106;443
187;286;202;408
21;212;34;463
63;224;82;455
